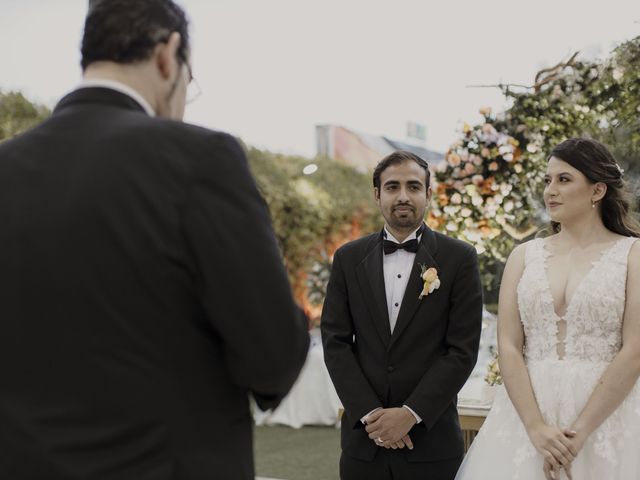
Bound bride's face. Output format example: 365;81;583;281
543;156;604;224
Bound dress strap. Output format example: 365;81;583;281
607;237;639;264
523;238;545;266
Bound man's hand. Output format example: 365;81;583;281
365;408;417;446
383;434;414;450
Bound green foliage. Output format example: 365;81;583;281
592;37;640;175
432;35;640;298
0;90;50;142
246;147;381;295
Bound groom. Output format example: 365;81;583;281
322;150;483;479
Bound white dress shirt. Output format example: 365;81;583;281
76;78;156;117
361;224;424;426
382;225;422;334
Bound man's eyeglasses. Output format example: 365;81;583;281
184;62;202;104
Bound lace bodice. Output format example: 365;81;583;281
517;237;637;362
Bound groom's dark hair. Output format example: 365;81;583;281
81;0;190;70
373;150;431;189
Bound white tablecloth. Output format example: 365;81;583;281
254;329;342;428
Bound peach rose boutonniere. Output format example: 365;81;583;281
419;265;440;299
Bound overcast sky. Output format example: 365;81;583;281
2;0;638;156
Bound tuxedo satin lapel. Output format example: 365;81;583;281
389;227;439;348
356;236;391;346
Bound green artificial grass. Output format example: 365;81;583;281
254;425;341;480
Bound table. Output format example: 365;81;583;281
457;401;491;451
254;330;342;428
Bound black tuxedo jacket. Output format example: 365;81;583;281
321;226;482;462
0;88;309;480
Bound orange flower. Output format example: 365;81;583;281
419;265;441;299
447;152;462;167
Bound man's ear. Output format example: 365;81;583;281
426;185;432;202
593;182;607;203
155;32;182;80
374;187;380;202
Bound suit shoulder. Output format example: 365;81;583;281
142;118;242;150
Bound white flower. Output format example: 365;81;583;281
498;145;512;155
526;143;539;153
613;67;624;81
461;208;472;218
500;183;512;195
451;193;462;204
444;206;459;216
504;201;514;212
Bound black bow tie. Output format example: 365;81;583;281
383;238;419;255
382;224;425;255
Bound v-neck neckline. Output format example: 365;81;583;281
539;237;627;321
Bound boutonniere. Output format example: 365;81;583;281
419;265;440;299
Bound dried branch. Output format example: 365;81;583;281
466;51;581;93
533;51;580;92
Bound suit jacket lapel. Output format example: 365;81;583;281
356;234;391;346
389;227;439;348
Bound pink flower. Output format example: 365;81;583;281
464;163;476;175
482;123;497;135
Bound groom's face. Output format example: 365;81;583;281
375;160;431;231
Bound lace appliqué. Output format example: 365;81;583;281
517;237;635;362
516;236;639;465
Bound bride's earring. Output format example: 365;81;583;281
591;200;597;209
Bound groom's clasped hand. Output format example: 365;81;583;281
365;408;417;450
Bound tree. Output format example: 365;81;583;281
247;147;381;320
430;35;640;299
0;90;50;142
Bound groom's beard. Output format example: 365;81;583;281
385;207;426;234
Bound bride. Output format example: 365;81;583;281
456;138;640;480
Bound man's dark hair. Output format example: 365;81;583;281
373;150;431;189
81;0;190;70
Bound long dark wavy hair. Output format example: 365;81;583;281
547;138;640;237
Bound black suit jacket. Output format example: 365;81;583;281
321;226;482;462
0;88;309;480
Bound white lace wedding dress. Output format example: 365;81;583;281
456;236;640;480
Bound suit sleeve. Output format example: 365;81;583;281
182;133;309;410
405;246;483;429
321;250;382;428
